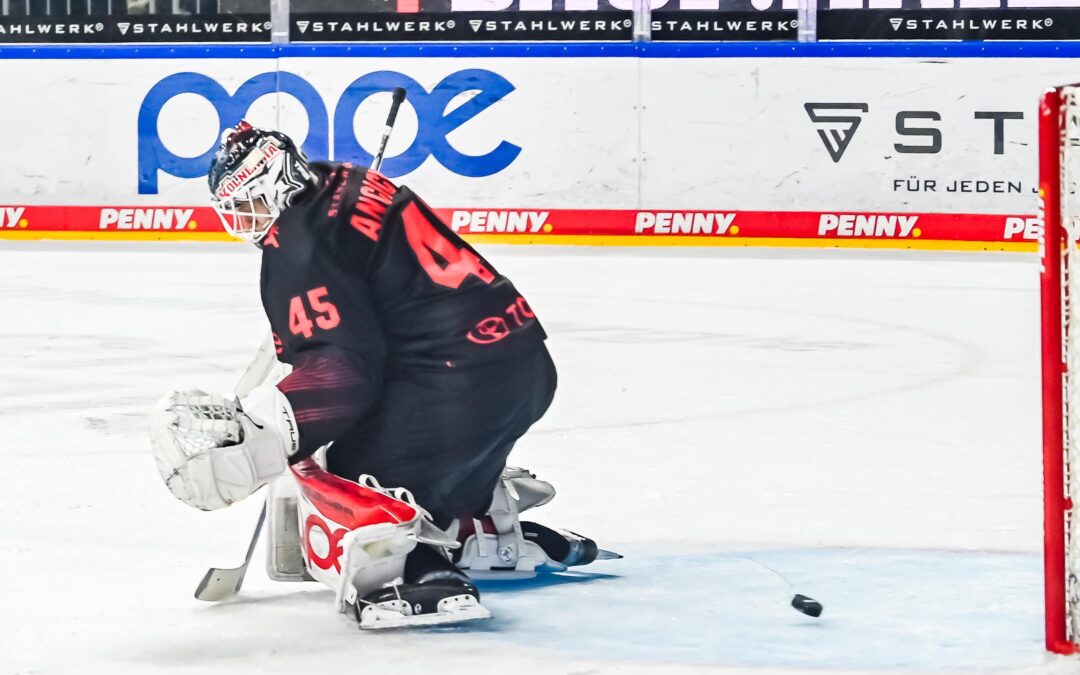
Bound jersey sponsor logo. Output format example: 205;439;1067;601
98;208;196;230
0;206;27;228
450;210;549;233
467;316;511;344
1003;216;1042;241
467;296;534;345
138;69;520;194
635;211;736;235
818;213;920;237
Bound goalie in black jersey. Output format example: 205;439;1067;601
149;121;617;629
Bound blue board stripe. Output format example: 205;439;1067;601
1;40;1080;59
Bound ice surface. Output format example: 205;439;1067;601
0;242;1070;674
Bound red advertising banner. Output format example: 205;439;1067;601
0;204;1042;251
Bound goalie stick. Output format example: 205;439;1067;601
193;333;275;602
195;91;408;602
194;502;267;601
371;87;406;173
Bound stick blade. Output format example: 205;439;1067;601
194;563;249;602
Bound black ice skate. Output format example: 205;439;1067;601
453;516;622;579
353;544;491;629
521;521;622;567
450;466;622;579
354;578;490;629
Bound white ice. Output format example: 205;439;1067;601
0;242;1072;674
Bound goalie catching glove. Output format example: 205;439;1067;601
150;385;299;511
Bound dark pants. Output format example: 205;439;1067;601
326;346;557;529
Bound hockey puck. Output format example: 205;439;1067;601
791;594;823;618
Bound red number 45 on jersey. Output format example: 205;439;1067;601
289;286;341;338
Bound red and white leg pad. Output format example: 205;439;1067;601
289;459;421;612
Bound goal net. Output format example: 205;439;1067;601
1041;84;1080;656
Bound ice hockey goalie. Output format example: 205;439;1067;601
148;121;618;629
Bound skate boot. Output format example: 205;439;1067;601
522;521;621;567
354;544;491;629
451;466;622;579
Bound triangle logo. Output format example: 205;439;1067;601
469;19;482;31
889;18;903;30
296;20;309;33
117;22;130;34
804;102;869;163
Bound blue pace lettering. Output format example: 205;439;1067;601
137;69;520;194
137;72;328;195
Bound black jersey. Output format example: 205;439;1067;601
259;163;547;457
261;162;546;370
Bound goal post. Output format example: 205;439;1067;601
1040;84;1080;656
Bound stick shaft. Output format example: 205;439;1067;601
372;87;407;173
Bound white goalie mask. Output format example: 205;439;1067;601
208;121;315;245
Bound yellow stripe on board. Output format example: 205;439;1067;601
0;231;238;242
460;234;1038;253
0;230;1038;253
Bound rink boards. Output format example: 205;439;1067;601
0;42;1075;250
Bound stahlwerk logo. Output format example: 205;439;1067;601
806;103;1025;162
115;19;271;36
291;10;631;40
804;102;868;163
467;16;630;32
651;17;795;32
295;17;456;34
0;21;103;35
886;16;1053;31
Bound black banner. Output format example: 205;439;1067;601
291;11;632;40
290;9;798;41
0;15;271;43
404;0;788;9
651;11;797;40
819;8;1080;40
0;18;108;43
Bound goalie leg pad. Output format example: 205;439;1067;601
289;459;423;612
266;476;313;582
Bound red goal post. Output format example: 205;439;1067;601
1041;84;1080;656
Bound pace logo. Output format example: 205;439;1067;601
137;69;521;194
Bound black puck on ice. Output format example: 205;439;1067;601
791;594;823;618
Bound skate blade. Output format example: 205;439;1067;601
596;549;623;560
359;604;492;630
466;559;567;580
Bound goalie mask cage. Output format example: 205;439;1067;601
1041;84;1080;656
